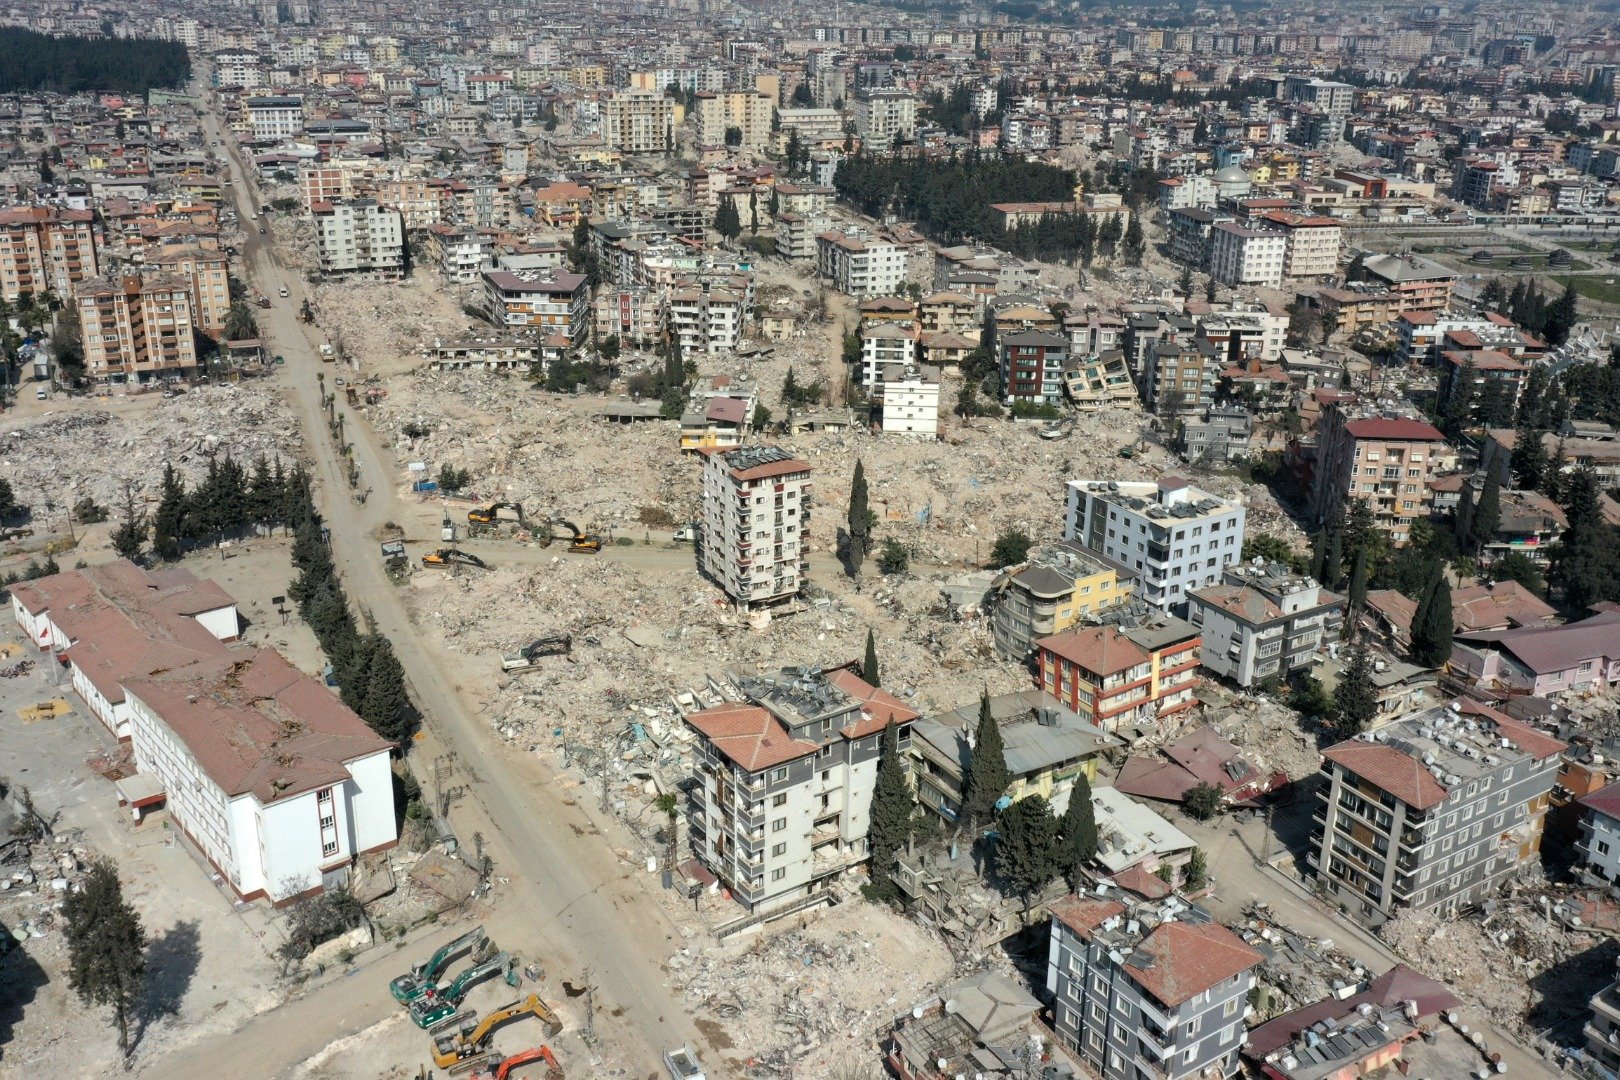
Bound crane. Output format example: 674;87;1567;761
469;1046;562;1080
409;952;513;1029
390;926;487;1005
431;994;563;1070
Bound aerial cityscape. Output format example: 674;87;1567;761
2;1;1620;1078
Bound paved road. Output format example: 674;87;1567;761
160;80;710;1079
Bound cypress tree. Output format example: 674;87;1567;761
864;719;912;902
360;636;410;742
1409;565;1454;669
961;692;1010;828
151;463;187;561
1058;771;1099;887
1470;470;1501;555
846;459;871;572
994;794;1062;901
1346;544;1369;630
1332;644;1378;736
862;628;880;686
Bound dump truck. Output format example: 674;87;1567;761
422;549;489;569
500;633;572;671
390;927;488;1005
409;952;513;1029
431;994;563;1069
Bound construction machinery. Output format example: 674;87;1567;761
551;520;601;554
422;548;489;570
500;634;572;671
409;951;514;1029
468;502;523;526
469;1047;562;1080
390;926;488;1005
431;994;564;1070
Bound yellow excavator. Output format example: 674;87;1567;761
551;520;601;554
422;549;489;570
430;994;563;1071
468;502;523;526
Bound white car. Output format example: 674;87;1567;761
278;287;290;298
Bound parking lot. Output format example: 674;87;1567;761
0;617;288;1079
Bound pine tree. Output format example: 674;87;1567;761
714;199;742;240
662;332;684;394
360;636;410;742
1544;282;1579;346
1442;359;1478;435
864;720;912;902
846;459;871;572
862;628;880;686
1058;772;1099;886
1508;278;1529;325
1409;565;1454;669
1511;425;1548;491
1347;544;1369;628
338;633;378;714
1470;470;1501;555
961;692;1010;828
1178;263;1193;298
1480;277;1507;311
1332;644;1378;736
994;794;1062;900
151;463;187;561
1122;217;1145;266
63;859;147;1064
110;482;145;562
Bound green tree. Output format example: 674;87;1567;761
1470;470;1501;555
1543;282;1579;346
1178;263;1194;298
1122;216;1145;266
1511;425;1548;491
1493;551;1546;595
359;635;410;742
1333;644;1379;735
877;536;909;575
150;463;187;561
1057;772;1098;886
1288;675;1334;718
1183;782;1223;821
989;529;1031;568
1242;533;1304;572
846;459;871;571
863;720;912;902
960;693;1010;828
1346;544;1369;628
1480;277;1507;311
597;334;620;361
0;477;18;519
994;794;1062;900
63;859;147;1064
1409;567;1454;669
110;482;145;562
863;628;880;686
1184;847;1209;890
1442;359;1478;435
223;300;258;341
436;463;470;494
714;199;742;240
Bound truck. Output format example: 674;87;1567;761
663;1047;706;1080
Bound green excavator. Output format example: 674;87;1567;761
408;951;514;1029
389;926;487;1005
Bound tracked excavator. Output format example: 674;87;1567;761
422;548;489;569
546;520;601;554
409;952;514;1029
468;502;523;526
468;1046;563;1080
389;926;487;1005
431;994;564;1070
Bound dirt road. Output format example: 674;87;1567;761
163;83;712;1079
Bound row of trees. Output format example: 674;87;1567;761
832;151;1076;247
0;28;190;93
1478;278;1580;348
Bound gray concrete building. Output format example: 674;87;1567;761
1046;891;1261;1080
1310;699;1566;927
1187;561;1341;688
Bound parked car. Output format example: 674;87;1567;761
35;387;47;401
278;286;289;297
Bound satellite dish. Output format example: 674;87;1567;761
944;999;959;1014
912;1005;924;1019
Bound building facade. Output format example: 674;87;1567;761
74;273;199;384
1309;406;1450;545
1187;563;1341;688
311;198;404;277
480;268;590;345
0;206;99;302
602;90;676;154
698;445;812;610
816;228;907;297
1036;617;1203;732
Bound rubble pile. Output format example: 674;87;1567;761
1378;883;1620;1045
1240;901;1371;1021
1206;693;1325;781
666;904;954;1079
312;276;472;378
0;824;95;962
0;383;303;514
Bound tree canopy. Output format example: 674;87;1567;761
0;28;189;93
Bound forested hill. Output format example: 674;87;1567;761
0;28;190;94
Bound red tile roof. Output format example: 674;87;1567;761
1343;418;1446;442
685;702;818;772
1246;964;1460;1059
1048;896;1126;939
1125;921;1263;1008
1037;626;1149;678
824;668;920;739
1321;742;1448;810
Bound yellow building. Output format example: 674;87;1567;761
570;65;607;89
990;543;1131;662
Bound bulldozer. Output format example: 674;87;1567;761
422;548;490;570
431;994;564;1070
468;1046;563;1080
390;926;487;1006
409;951;514;1029
500;633;573;671
468;502;523;526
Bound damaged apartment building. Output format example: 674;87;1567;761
681;663;918;917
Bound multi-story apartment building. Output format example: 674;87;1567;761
990;541;1131;662
420;225;495;285
696;90;775;151
297;159;371;210
1283;75;1356;117
1311;699;1566;926
877;365;940;437
480;268;589;346
601;90;676;155
1036;615;1202;732
774;211;829;261
1165;207;1230;269
0;206;99;302
244;95;303;140
1047;893;1262;1080
1585;970;1620;1078
854;88;917;147
684;664;917;914
1065;479;1246;614
997;328;1068;405
859;321;919;386
311;199;404;278
1209;222;1287;288
667;283;747;355
1188;562;1342;688
815;228;907;298
1359;254;1455;314
1263;211;1342;279
1141;340;1215;418
1576;781;1620;885
74;273;199;385
698;445;812;610
1309;404;1450;545
375;177;448;231
143;244;231;339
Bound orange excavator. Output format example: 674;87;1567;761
431;994;563;1070
469;1047;562;1080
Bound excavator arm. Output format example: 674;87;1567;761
442;951;511;1004
421;927;487;984
432;994;565;1068
495;1046;561;1080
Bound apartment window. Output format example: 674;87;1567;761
772;793;787;807
772;842;787;857
772;817;787;832
322;839;338;857
771;868;786;881
772;767;789;782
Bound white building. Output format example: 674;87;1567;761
668;283;748;355
245;96;303;139
601;90;676;155
816;228;907;298
878;364;940;437
1065;478;1247;615
125;648;395;905
859;322;918;386
1208;223;1287;288
215;51;261;89
684;665;919;915
1187;563;1342;688
699;445;812;610
311;198;404;278
480;268;590;346
854;88;917;148
1579;782;1620;885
